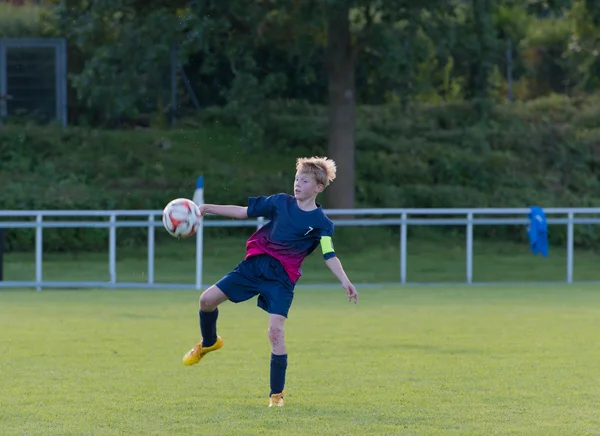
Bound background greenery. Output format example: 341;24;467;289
2;1;600;255
3;96;600;252
11;0;600;124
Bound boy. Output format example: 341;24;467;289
182;156;358;407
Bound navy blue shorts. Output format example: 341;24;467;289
216;255;295;318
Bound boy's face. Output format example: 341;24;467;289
294;172;323;201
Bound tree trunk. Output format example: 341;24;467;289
326;3;356;210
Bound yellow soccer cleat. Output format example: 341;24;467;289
182;336;224;365
268;392;286;407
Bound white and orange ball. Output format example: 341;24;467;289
162;198;201;238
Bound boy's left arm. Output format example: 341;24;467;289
325;256;358;304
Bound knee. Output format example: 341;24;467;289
199;291;215;311
268;325;285;346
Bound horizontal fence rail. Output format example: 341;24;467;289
0;207;598;290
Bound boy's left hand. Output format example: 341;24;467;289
343;280;358;304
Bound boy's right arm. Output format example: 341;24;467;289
199;204;248;219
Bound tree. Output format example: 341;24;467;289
45;0;469;207
323;0;456;208
45;0;194;124
325;1;356;209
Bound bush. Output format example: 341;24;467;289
4;95;600;251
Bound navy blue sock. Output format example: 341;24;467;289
270;353;288;396
199;308;218;347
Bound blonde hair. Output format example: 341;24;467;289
296;156;337;187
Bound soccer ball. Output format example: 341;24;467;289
162;198;201;238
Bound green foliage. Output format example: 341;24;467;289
44;1;197;122
20;0;598;131
1;0;597;127
563;1;600;93
517;16;573;98
42;0;506;127
0;123;292;252
4;95;600;252
0;2;49;37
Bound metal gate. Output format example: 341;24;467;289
0;38;67;126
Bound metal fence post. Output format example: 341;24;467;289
400;212;407;284
109;214;117;286
35;214;43;291
147;214;155;285
194;177;205;290
466;212;474;284
195;219;203;291
567;211;574;284
0;228;4;282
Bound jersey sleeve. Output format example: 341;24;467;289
247;194;281;220
320;223;336;260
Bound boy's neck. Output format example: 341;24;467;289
296;197;318;211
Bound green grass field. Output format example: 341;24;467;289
3;229;600;285
2;284;600;435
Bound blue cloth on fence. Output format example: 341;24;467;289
527;206;548;257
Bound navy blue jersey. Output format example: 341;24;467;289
245;193;336;283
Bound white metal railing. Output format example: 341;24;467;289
1;207;600;290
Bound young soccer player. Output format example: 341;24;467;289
182;156;358;407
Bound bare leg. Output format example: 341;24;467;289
200;285;229;312
268;314;287;355
268;314;288;397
